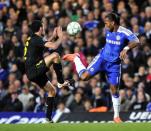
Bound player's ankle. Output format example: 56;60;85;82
114;115;120;118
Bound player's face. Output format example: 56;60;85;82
104;18;114;32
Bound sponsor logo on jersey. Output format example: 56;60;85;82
106;39;121;45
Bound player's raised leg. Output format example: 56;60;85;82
44;52;71;87
63;53;102;81
63;53;89;80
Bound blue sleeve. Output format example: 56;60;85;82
125;31;139;43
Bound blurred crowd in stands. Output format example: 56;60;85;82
0;0;151;114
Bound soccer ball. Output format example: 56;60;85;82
67;22;82;36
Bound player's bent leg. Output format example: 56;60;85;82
110;84;118;95
110;84;122;123
44;52;67;86
44;81;56;123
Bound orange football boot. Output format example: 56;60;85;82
63;53;80;62
113;117;123;123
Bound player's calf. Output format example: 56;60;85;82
45;97;54;122
44;81;56;122
109;85;122;123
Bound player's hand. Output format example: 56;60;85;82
57;26;63;40
52;27;58;38
120;49;128;60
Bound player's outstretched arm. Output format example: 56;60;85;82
44;27;63;49
120;40;140;60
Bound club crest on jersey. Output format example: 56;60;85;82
116;35;120;40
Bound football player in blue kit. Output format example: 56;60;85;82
63;13;140;123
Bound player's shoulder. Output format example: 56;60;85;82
31;34;42;42
117;26;133;36
31;34;41;39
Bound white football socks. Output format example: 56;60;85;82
112;95;120;118
74;56;86;76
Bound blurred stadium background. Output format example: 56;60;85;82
0;0;151;128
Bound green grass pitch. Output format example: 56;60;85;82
0;123;151;131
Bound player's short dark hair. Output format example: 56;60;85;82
105;13;120;25
31;20;42;33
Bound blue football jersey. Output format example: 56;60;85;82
101;26;139;62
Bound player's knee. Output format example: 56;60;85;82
52;52;60;60
44;82;56;96
48;87;56;97
51;52;61;63
110;85;118;94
